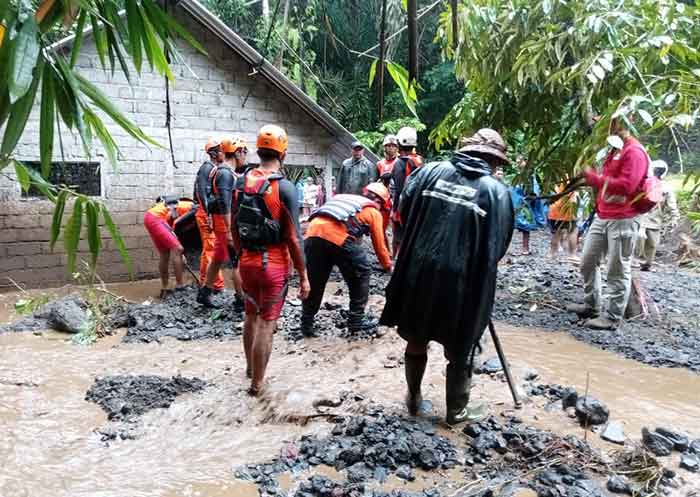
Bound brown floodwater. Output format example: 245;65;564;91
1;279;699;496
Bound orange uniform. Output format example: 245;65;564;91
194;208;225;290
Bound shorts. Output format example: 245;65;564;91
548;219;576;234
144;212;182;253
240;262;289;321
212;230;234;263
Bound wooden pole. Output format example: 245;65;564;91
407;0;418;84
378;0;387;122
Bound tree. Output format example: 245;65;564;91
432;0;700;190
0;0;204;274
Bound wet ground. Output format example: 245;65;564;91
1;275;700;496
494;231;700;373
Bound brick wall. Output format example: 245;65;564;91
0;6;347;290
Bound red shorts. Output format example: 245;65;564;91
144;212;182;253
212;230;231;263
240;262;289;321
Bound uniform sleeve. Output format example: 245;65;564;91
194;162;211;212
279;179;306;273
214;168;235;216
603;147;648;196
360;208;392;270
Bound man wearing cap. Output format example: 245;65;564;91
380;128;514;425
336;141;378;195
377;135;399;187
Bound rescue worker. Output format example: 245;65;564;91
144;196;196;298
193;138;225;293
567;117;649;330
232;125;310;396
377;135;399;187
336;141;377;195
197;137;247;309
380;128;514;425
636;160;680;271
390;127;422;255
300;183;393;338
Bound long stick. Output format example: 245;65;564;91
182;258;200;287
488;319;522;409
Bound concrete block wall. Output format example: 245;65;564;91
0;5;345;290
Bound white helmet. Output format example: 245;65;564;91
396;127;417;147
650;159;668;179
383;134;398;146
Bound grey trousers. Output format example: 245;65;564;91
580;217;638;321
636;227;660;266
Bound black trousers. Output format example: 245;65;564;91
302;237;371;320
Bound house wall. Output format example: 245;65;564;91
0;7;348;290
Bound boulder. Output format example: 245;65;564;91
642;428;673;457
606;475;632;495
47;296;88;333
561;387;579;409
601;422;626;445
690;439;700;454
575;396;609;427
654;427;689;452
475;357;503;374
680;453;699;473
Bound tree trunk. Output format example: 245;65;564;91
378;0;387;122
274;0;291;69
262;0;270;18
407;0;418;84
451;0;458;50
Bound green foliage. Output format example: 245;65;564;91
434;0;700;190
14;295;50;315
0;0;200;276
354;116;426;156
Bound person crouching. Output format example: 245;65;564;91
300;182;393;337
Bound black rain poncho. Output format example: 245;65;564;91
379;153;514;361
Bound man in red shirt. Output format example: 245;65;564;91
377;134;398;187
567;118;648;329
232;125;310;396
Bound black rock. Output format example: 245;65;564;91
606;475;632;494
600;422;626;445
471;431;507;455
690;439;700;454
346;462;373;483
475;357;503;374
642;427;674;457
680;453;699;473
395;465;415;481
654;427;689;452
561;387;579;409
575;396;609;426
47;296;88;333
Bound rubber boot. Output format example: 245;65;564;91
300;313;316;338
196;286;221;309
445;363;486;425
404;352;427;416
347;313;378;333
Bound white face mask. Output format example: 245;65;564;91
606;135;624;150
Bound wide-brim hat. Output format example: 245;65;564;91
459;128;509;163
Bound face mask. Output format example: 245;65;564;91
606;135;624;150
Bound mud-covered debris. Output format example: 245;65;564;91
475;357;502;375
642;428;674;457
122;285;242;343
654;427;689;452
292;475;441;497
85;374;206;421
601;422;626;445
281;304;383;342
606;475;632;494
234;406;459;493
680;453;699;473
575;396;609;427
690;439;700;454
0;294;88;334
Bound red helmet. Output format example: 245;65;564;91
256;125;288;154
364;182;390;205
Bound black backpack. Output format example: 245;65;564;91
235;172;284;251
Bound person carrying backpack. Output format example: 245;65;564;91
300;183;393;338
566;117;649;330
391;127;422;255
232;125;310;396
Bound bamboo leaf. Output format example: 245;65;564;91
85;201;101;267
50;189;68;250
637;109;653;126
9;17;40;104
102;205;133;277
64;196;84;273
90;15;108;69
84;107;119;169
386;61;418;118
70;10;87;68
368;59;378;88
138;3;173;80
125;0;143;72
40;62;55;178
1;58;42;157
13;160;30;192
141;0;206;55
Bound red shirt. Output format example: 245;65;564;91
585;137;648;220
377;157;397;177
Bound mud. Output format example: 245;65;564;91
494;232;700;372
120;285;243;343
292;476;441;497
85;374;207;422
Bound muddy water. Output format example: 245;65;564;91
1;280;700;496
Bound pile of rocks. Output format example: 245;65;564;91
293;475;440;497
642;427;700;473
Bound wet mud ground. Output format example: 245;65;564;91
1;237;700;496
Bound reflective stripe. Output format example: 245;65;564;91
311;195;373;222
422;190;487;217
434;179;477;200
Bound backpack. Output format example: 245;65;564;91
630;148;663;214
309;194;375;239
235;172;284;251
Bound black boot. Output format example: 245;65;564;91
445;363;486;425
404;352;427;416
196;286;221;309
300;313;317;337
347;313;378;333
